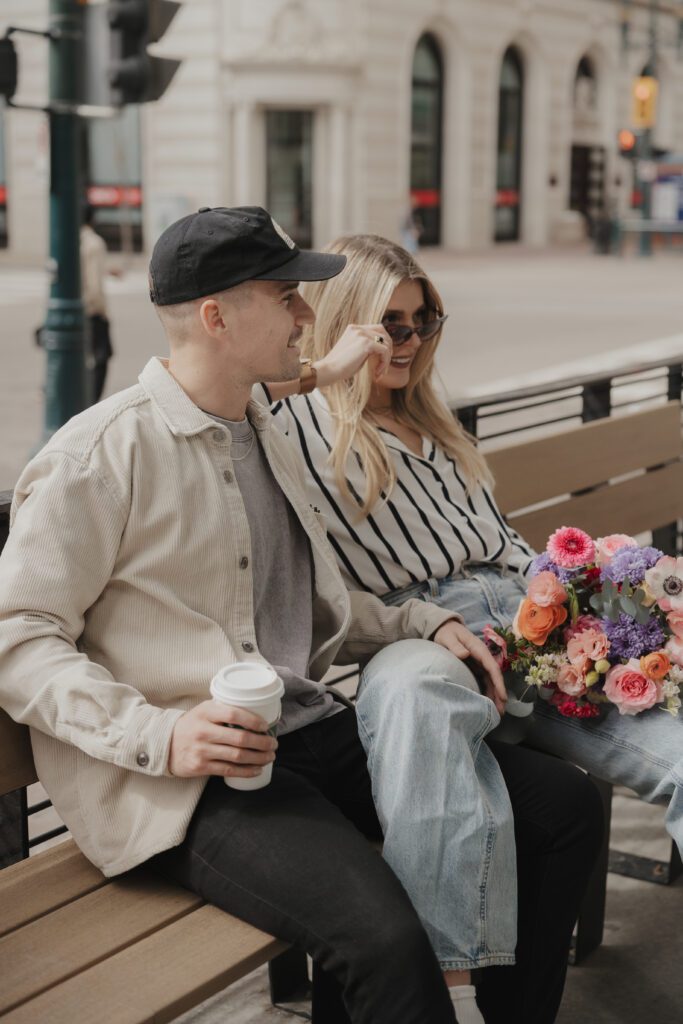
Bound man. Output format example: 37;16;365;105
80;204;115;401
1;206;521;1023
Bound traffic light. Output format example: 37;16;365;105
631;76;658;129
108;0;181;106
0;36;18;102
618;128;637;159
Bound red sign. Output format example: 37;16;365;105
87;185;143;208
0;185;6;205
410;188;440;209
496;189;519;208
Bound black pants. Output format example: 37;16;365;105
150;709;603;1024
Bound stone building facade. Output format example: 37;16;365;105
2;0;683;262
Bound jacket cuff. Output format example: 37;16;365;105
117;706;186;776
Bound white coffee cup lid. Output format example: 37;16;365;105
210;662;284;705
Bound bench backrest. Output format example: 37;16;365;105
485;401;683;551
1;402;682;797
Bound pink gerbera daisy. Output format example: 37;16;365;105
546;526;595;568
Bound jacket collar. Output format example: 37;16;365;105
139;357;271;437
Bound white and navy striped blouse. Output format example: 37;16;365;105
254;386;534;595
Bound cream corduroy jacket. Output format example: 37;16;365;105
0;358;457;876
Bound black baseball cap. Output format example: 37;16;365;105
149;205;347;306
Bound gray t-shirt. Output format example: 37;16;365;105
212;414;340;734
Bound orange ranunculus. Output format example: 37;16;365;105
639;651;671;681
514;598;568;646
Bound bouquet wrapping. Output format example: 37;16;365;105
484;527;683;720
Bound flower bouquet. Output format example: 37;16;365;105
484;527;683;720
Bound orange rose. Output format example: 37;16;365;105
514;598;568;646
639;651;671;681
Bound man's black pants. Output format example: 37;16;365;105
150;708;603;1024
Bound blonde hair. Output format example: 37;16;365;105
300;234;491;516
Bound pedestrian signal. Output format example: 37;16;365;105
108;0;181;106
0;36;18;102
618;129;637;158
632;76;658;129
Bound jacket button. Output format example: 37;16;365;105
136;752;150;767
212;429;225;443
241;640;254;653
223;469;233;483
239;556;249;569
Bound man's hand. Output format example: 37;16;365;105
168;699;278;779
315;324;393;387
433;621;508;716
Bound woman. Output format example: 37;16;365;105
256;235;605;1024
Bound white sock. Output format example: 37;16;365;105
449;983;485;1024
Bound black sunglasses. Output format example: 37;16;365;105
382;314;448;346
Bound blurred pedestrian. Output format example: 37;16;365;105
400;193;422;254
81;205;115;402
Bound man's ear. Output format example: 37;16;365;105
199;298;228;338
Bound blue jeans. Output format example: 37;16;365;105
421;565;683;856
357;568;604;1012
357;638;517;971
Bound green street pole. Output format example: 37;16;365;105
41;0;86;444
638;0;658;257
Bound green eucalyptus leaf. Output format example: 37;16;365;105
604;600;620;623
635;604;653;625
589;593;603;612
619;595;638;617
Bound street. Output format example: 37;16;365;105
1;243;683;488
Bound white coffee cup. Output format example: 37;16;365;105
210;662;284;790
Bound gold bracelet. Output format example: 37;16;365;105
299;358;318;395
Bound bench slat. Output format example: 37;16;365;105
0;710;37;796
508;461;683;551
1;903;287;1024
0;867;201;1015
488;402;682;514
0;839;105;939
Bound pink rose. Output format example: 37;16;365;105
483;624;509;669
665;636;683;667
667;611;683;639
563;614;603;642
603;660;661;715
566;628;610;668
557;663;587;697
527;571;568;608
594;534;638;567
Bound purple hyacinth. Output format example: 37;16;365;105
601;546;663;587
528;552;575;584
602;613;665;659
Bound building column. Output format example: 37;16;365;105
324;104;350;242
232;102;262;207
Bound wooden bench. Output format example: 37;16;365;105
484;399;683;904
2;398;681;1015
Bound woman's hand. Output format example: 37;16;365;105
432;621;508;716
314;324;393;387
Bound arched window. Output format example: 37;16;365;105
574;56;597;114
410;34;443;246
495;46;524;242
